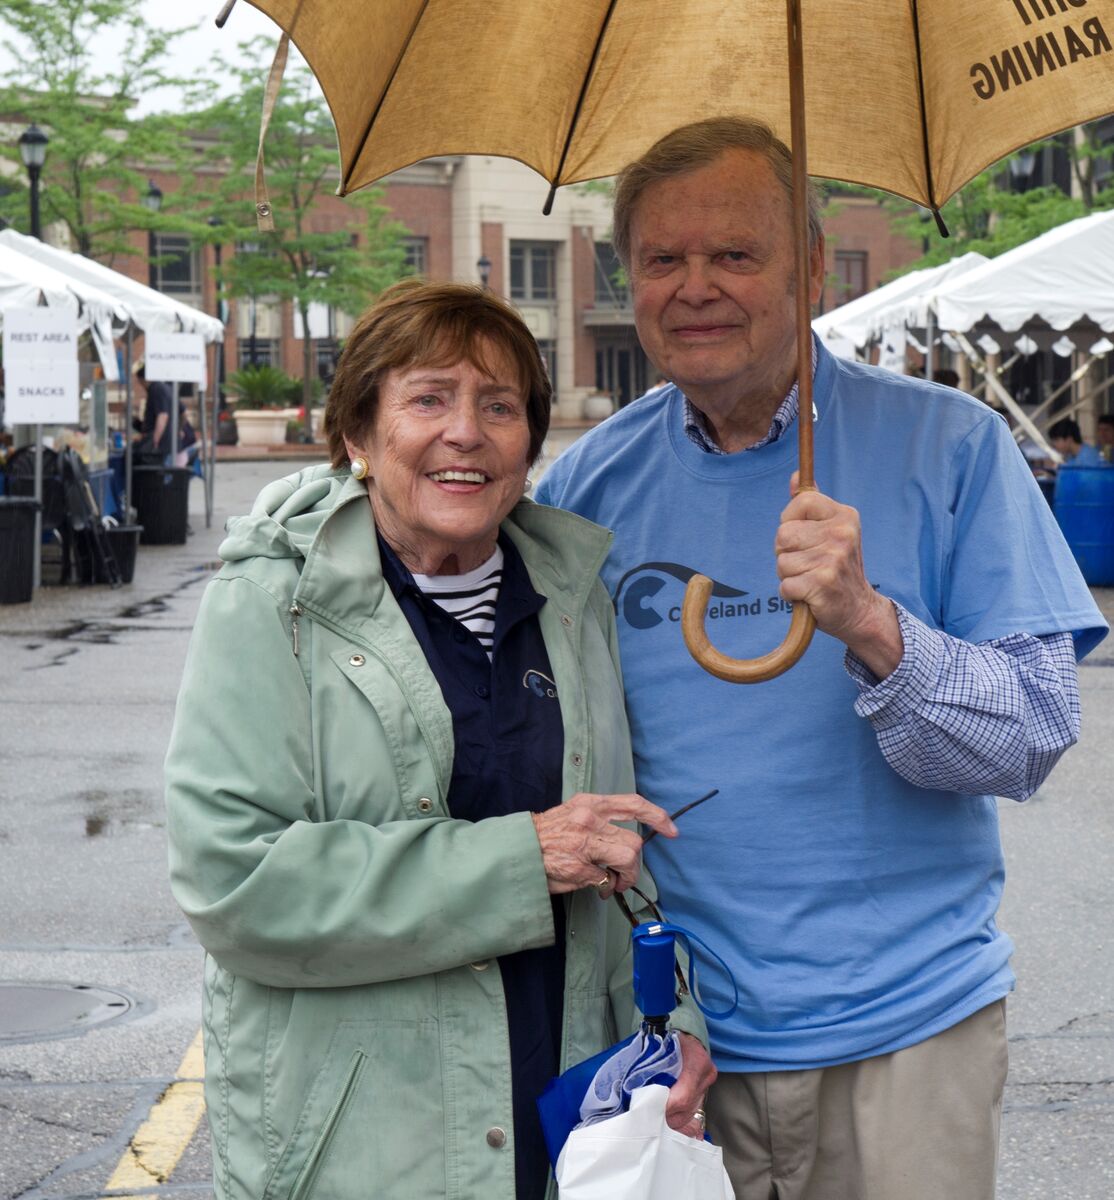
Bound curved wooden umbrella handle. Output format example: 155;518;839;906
681;575;816;684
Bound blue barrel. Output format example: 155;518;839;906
1053;467;1114;586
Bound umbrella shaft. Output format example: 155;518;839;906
787;0;815;491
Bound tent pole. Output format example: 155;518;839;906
124;328;134;517
954;332;1060;461
1025;354;1099;426
32;427;43;590
209;347;220;527
171;381;180;469
924;312;935;381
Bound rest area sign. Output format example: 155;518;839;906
2;307;80;424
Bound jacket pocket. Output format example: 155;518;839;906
284;1048;367;1200
263;1018;445;1200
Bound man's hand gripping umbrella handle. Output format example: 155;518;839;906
680;0;818;686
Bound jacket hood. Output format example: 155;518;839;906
219;463;349;564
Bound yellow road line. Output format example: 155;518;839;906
104;1029;206;1192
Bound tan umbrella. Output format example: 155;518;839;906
233;0;1114;680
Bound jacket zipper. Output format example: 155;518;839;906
289;603;303;656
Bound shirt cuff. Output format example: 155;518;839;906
845;603;947;730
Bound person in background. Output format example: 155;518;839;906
1095;413;1114;463
1049;416;1106;468
133;361;195;466
535;115;1106;1200
165;280;712;1200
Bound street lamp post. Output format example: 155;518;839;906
18;124;49;240
477;254;492;290
143;179;163;287
207;217;227;410
240;239;261;366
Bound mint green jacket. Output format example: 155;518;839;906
165;466;703;1200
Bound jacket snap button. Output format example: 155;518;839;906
486;1126;507;1149
417;797;434;814
571;752;584;767
349;653;366;667
561;614;573;627
470;960;490;971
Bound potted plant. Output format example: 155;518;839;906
225;366;300;446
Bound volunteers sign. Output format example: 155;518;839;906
144;331;207;385
2;308;80;424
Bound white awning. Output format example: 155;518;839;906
0;229;224;344
813;253;988;353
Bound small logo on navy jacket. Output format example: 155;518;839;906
523;669;558;699
612;561;794;630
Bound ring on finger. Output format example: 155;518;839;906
595;869;612;893
693;1107;706;1132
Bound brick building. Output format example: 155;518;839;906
112;155;917;420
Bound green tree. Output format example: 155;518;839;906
191;43;408;432
864;124;1113;276
0;0;196;259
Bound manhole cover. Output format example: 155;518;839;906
0;983;136;1042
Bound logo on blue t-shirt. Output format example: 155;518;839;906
612;561;793;630
523;669;558;699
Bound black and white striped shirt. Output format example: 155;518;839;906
412;545;504;658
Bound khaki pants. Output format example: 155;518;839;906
704;1001;1008;1200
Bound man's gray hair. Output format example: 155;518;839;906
611;116;823;268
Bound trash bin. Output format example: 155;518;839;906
132;466;191;545
0;497;42;604
1054;466;1114;586
74;524;144;585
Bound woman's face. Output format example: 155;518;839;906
346;343;533;575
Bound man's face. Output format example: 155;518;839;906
627;148;824;411
1098;423;1114;448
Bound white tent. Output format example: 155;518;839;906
0;229;224;343
932;211;1114;350
0;242;128;375
0;229;226;534
813;253;988;356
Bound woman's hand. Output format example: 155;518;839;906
666;1033;718;1138
531;793;676;895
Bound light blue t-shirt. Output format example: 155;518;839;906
536;343;1105;1072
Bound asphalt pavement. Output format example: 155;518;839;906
0;459;1111;1199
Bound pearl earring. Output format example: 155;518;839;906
523;477;533;494
350;457;369;481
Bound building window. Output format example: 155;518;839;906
536;338;557;394
834;251;868;303
594;242;627;305
237;339;280;369
510;242;556;301
151;233;200;296
401;236;428;277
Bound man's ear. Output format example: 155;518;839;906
808;234;826;306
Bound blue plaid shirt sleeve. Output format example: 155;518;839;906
845;604;1080;801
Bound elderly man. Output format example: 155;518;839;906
536;117;1105;1200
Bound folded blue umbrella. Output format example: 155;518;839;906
537;920;736;1167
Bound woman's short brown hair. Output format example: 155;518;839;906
325;279;552;467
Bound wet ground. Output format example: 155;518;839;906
0;459;1111;1198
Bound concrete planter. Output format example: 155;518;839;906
234;408;298;446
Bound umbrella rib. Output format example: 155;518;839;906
346;0;435;193
909;0;949;236
542;0;621;215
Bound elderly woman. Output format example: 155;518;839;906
165;280;713;1200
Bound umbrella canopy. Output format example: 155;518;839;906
0;229;224;343
813;253;989;353
245;0;1114;216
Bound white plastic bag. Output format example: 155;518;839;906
555;1084;735;1199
